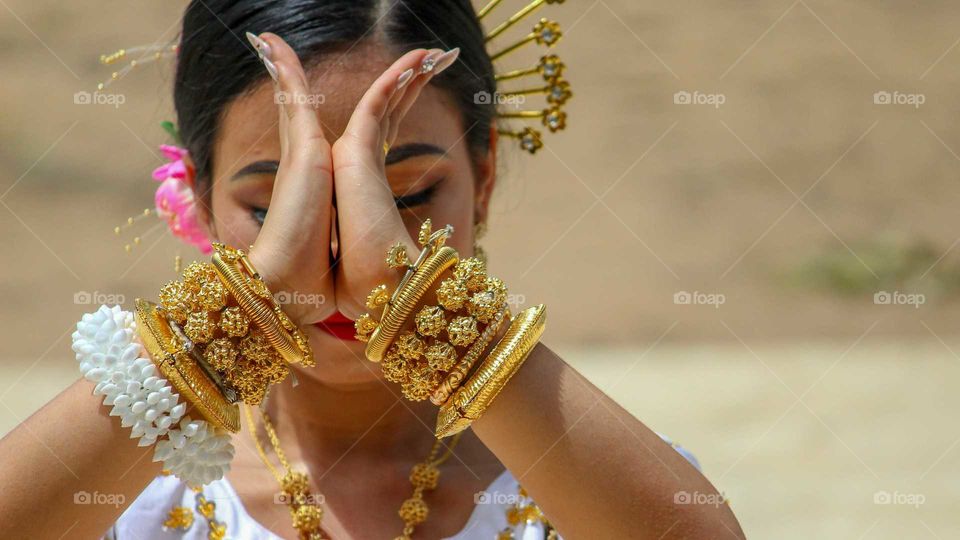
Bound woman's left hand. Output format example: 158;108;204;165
330;47;459;317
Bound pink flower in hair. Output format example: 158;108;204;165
152;145;212;254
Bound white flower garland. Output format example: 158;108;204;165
72;305;234;486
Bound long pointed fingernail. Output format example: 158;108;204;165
419;49;443;74
397;68;415;89
245;32;272;59
432;48;460;76
262;56;279;82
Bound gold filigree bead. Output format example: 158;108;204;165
386;242;411;269
354;313;378;342
281;471;310;496
238;332;275;364
195;279;228;312
220;306;250;337
402;364;442;401
424;341;457;372
159;280;193;323
467;280;506;324
205;337;238;372
453;257;488;291
292;504;323;531
381;348;408;384
436;278;469;311
415;305;447;337
182;261;217;292
366;284;390;310
401;380;430;402
184;310;217;344
399;497;429;524
447;316;480;347
409;463;440;490
396;332;425;360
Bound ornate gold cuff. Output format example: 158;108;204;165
435;304;546;439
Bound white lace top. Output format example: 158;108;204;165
104;435;698;539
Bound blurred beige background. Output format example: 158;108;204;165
2;0;960;538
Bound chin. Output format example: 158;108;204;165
289;326;387;387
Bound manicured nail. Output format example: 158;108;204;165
419;49;443;74
245;32;272;59
262;56;279;82
397;68;415;89
432;48;460;76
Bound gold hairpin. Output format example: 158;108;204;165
501;76;571;106
97;43;178;90
478;0;566;34
490;18;562;61
495;54;565;83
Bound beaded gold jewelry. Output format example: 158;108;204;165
135;299;241;432
430;306;510;406
436;304;546;438
211;243;314;367
357;220;458;360
244;404;463;540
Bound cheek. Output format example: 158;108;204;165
208;185;261;249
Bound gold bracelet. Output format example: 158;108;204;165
435;304;546;438
135;299;241;432
365;245;459;362
430;306;510;406
211;243;313;366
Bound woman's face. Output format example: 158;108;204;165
197;44;496;387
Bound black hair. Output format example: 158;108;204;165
174;0;497;197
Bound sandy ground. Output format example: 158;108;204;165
2;0;960;538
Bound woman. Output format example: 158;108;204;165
0;1;744;538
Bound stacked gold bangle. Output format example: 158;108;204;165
355;219;547;438
135;243;314;432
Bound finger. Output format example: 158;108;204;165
336;48;433;169
260;33;329;163
387;48;460;145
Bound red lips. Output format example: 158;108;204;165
313;312;358;341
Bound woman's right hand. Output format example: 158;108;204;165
244;32;337;325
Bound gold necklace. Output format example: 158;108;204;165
244;404;462;540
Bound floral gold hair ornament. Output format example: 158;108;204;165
480;0;572;154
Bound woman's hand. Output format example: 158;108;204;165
331;46;460;317
242;32;337;324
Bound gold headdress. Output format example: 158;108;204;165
480;0;572;154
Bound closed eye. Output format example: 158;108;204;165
394;182;439;209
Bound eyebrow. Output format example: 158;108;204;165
231;143;449;181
